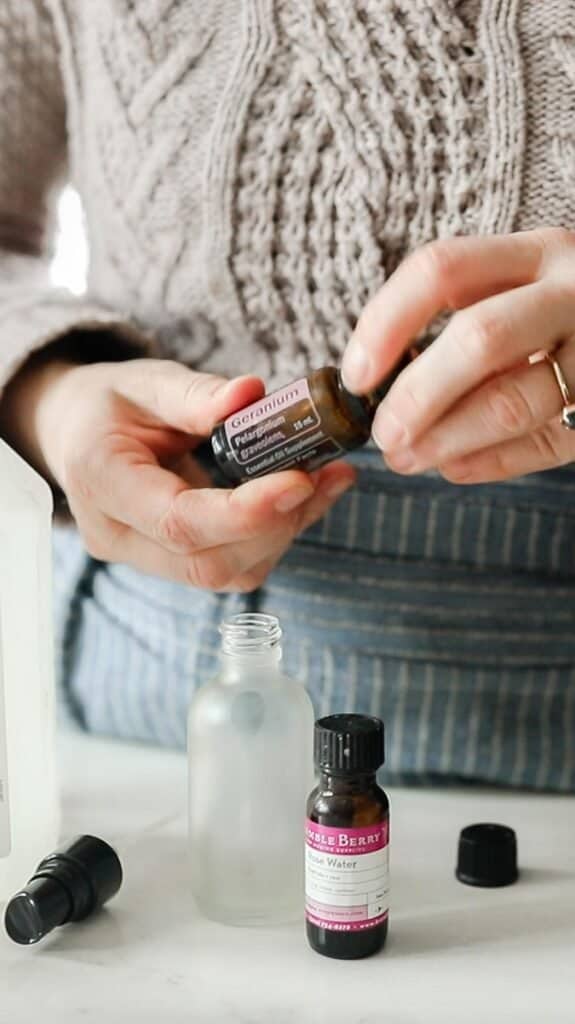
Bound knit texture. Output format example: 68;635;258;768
0;1;574;390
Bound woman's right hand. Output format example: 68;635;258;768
4;356;355;591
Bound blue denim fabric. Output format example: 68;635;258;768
53;448;575;791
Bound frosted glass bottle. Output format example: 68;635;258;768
188;613;314;926
0;440;60;902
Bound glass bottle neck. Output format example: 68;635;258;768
318;770;378;795
219;613;283;679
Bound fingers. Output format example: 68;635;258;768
372;279;575;454
68;437;326;552
75;508;297;591
165;452;212;488
72;460;356;591
296;461;357;532
165;461;355;590
112;359;265;436
385;338;575;474
221;461;357;592
342;230;550;394
439;423;575;485
116;524;294;590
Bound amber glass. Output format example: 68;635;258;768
211;355;410;484
306;771;389;960
306;367;375;448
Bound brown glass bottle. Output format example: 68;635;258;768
305;715;389;960
211;356;411;484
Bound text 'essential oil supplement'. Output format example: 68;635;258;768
211;357;411;484
305;714;389;960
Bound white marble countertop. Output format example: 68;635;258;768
1;729;574;1024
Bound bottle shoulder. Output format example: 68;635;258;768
189;667;311;694
188;672;314;733
307;783;388;826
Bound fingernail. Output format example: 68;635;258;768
372;409;408;451
441;459;472;483
324;478;353;501
341;341;371;392
275;485;314;513
386;448;417;472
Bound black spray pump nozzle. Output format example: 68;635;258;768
4;835;123;945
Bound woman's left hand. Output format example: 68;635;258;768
341;227;575;483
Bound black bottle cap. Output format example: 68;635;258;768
315;714;385;773
4;835;123;945
456;823;518;888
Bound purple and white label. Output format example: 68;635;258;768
305;820;389;933
224;379;341;478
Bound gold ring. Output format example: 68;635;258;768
545;350;575;430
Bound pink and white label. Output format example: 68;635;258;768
306;821;389;855
225;379;312;440
305;819;389;933
223;378;342;477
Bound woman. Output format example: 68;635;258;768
1;1;574;788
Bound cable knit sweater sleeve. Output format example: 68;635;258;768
0;0;149;399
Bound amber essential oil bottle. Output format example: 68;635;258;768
305;714;390;960
211;356;411;484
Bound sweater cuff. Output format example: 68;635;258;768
0;295;156;519
0;293;155;391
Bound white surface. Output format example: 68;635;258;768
0;442;59;900
1;730;574;1024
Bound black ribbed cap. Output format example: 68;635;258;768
456;823;518;888
314;714;385;773
4;836;123;945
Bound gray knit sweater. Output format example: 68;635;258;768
1;1;574;396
